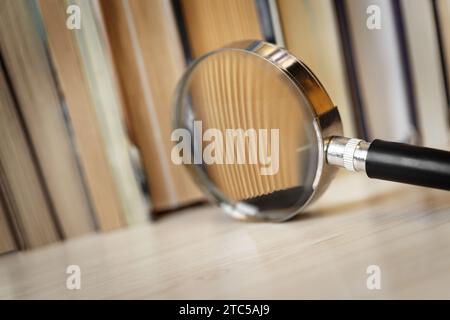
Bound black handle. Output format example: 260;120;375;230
365;139;450;190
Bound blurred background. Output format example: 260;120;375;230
0;0;449;253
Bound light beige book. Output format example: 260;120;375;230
346;0;415;142
0;193;16;254
277;0;357;137
436;0;450;109
181;0;263;57
0;0;94;238
67;0;149;225
38;0;141;230
401;0;449;148
101;0;203;211
268;0;286;46
0;60;59;249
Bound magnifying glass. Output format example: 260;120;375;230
173;40;450;222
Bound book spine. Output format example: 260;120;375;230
0;0;94;239
401;0;449;147
69;0;149;225
180;0;263;58
277;0;357;137
0;183;18;254
101;0;204;211
38;0;132;231
434;0;450;112
344;0;416;142
0;54;59;249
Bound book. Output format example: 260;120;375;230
180;0;263;58
0;57;59;249
38;0;149;229
400;0;449;148
0;0;94;238
436;0;450;110
276;0;357;137
38;0;120;230
268;0;285;46
69;0;149;225
0;197;16;255
0;198;17;254
101;0;203;211
343;0;416;142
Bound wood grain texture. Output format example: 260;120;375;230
101;0;203;211
0;172;449;299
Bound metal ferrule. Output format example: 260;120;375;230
326;136;371;172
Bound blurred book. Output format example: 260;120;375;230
400;0;449;148
101;0;204;212
0;0;94;241
276;0;357;137
38;0;149;229
70;0;149;225
436;0;450;111
179;0;263;58
0;198;16;255
342;0;416;142
0;56;59;249
267;0;285;46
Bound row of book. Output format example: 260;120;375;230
0;0;449;253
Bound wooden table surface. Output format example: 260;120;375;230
0;171;449;299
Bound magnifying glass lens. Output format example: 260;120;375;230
175;49;320;221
